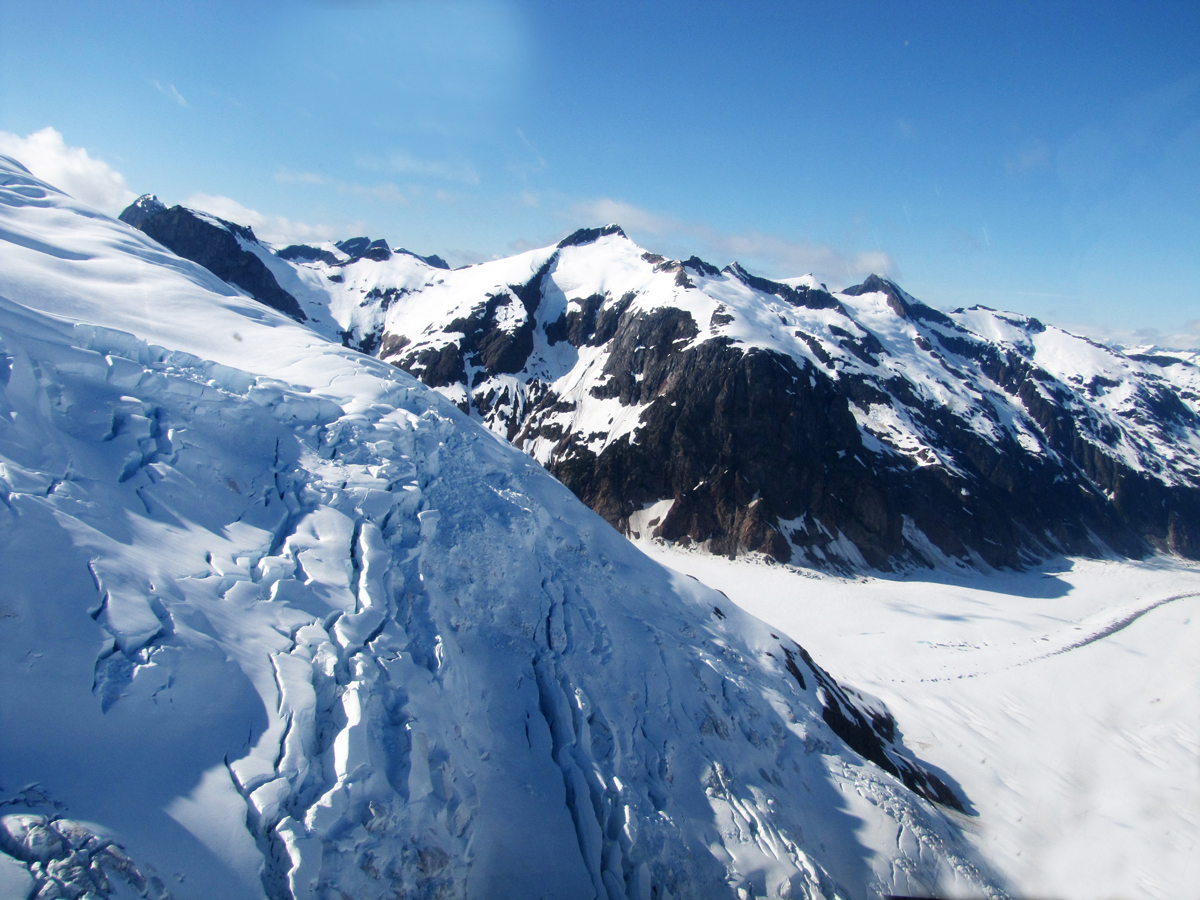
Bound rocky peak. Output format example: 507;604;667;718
276;243;339;265
842;273;911;317
682;255;722;278
118;199;305;322
557;224;628;249
842;274;960;327
117;193;166;229
396;248;450;269
335;236;372;257
333;236;401;263
725;262;840;310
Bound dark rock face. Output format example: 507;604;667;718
537;338;824;562
335;236;372;258
385;257;554;407
558;224;627;248
118;194;166;229
335;236;392;262
397;249;449;269
913;328;1200;560
726;263;841;311
277;244;339;265
362;239;392;262
119;201;306;322
527;324;1146;570
682;255;722;278
781;642;964;810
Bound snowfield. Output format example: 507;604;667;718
0;161;1009;898
636;541;1200;900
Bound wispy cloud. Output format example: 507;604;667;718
515;127;547;170
355;182;412;204
355;151;480;186
1005;138;1050;174
1075;319;1200;352
183;193;339;245
0;126;136;215
570;197;897;287
391;152;479;185
152;80;188;108
275;168;412;206
275;168;329;186
572;198;677;234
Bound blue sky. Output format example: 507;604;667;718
2;0;1198;346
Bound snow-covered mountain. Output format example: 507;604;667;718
119;198;1200;572
0;163;1007;898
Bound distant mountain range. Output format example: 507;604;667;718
120;196;1200;571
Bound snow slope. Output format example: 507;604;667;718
636;540;1200;900
0;162;1006;898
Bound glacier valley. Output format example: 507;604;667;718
1;156;1195;900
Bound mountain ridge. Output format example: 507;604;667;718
116;194;1200;573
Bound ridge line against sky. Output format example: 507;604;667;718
1;0;1197;348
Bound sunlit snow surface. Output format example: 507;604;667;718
0;161;1009;898
637;540;1200;900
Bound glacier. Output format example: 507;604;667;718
0;160;1006;899
637;541;1200;900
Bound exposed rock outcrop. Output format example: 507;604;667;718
119;196;306;321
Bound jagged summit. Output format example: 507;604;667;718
276;242;340;265
333;236;391;262
841;273;897;296
398;248;449;269
117;192;166;229
681;254;722;277
843;273;938;321
557;223;628;248
724;261;840;310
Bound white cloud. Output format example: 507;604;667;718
152;80;189;108
712;230;896;287
0;127;137;215
515;128;547;170
573;198;679;235
183;193;337;245
1073;320;1200;352
275;168;329;186
274;168;411;206
388;152;479;185
570;197;897;287
1005;138;1050;174
351;182;411;205
355;151;480;186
